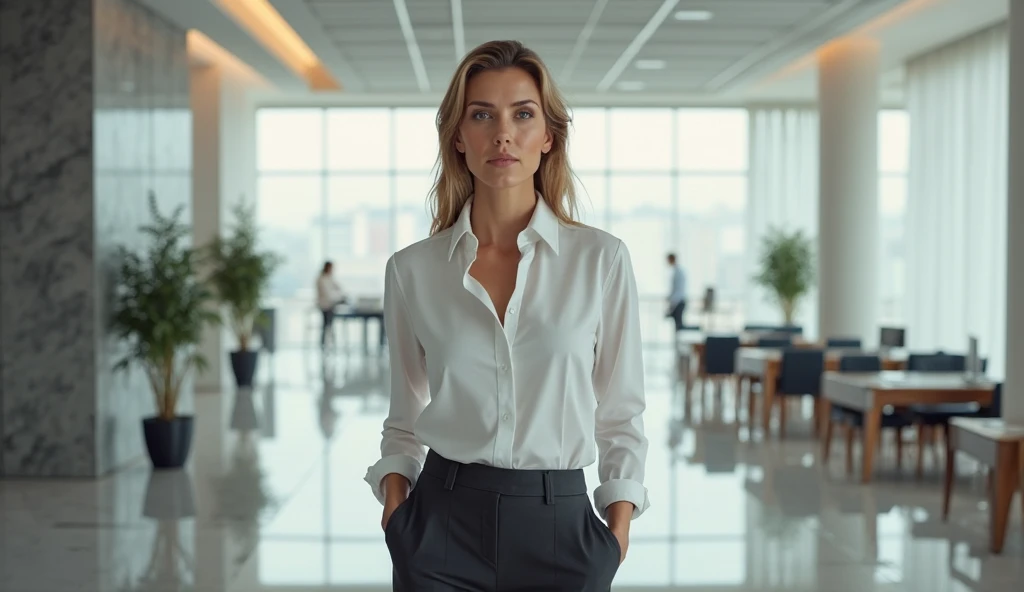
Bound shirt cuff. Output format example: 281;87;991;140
364;454;422;506
593;478;651;521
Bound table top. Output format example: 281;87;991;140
950;417;1024;442
823;371;997;392
737;348;904;362
335;307;384;317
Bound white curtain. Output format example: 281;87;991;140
905;24;1009;378
745;108;819;337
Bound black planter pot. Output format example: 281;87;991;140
230;350;259;387
143;416;194;470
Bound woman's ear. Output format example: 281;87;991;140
455;133;466;154
542;128;553;154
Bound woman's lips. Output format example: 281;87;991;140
487;157;519;167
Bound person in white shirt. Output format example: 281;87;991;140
666;252;688;332
364;41;649;590
316;261;345;347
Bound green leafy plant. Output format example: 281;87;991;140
753;227;815;325
111;193;219;420
204;199;282;352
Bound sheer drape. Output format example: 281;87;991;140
745;108;819;337
905;24;1008;377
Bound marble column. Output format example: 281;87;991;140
816;38;881;346
0;0;191;477
1005;0;1024;422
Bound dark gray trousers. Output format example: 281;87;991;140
385;450;621;591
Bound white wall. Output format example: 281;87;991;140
191;62;259;394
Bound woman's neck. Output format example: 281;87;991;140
470;183;537;249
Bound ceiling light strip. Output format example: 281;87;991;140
394;0;430;92
561;0;611;83
597;0;680;92
451;0;466;62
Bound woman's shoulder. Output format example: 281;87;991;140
559;222;626;256
388;227;457;273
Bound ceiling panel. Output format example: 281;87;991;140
296;0;905;95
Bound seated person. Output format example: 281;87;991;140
316;261;346;347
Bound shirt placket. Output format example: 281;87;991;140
491;240;536;467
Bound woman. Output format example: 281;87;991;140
364;40;649;590
316;261;345;347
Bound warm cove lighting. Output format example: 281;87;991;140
187;30;266;85
216;0;340;90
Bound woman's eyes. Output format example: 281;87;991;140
470;110;535;120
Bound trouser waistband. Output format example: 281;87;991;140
422;449;587;504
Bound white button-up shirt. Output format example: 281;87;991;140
364;196;650;519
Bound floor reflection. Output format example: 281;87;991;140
1;346;1022;592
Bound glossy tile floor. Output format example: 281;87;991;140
2;346;1022;592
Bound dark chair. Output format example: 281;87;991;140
824;354;913;475
773;349;825;438
827;338;862;349
702;336;741;401
744;324;803;335
908;383;1002;478
907;352;966;372
907;352;988;373
838;355;881;372
758;336;793;348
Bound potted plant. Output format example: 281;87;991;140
112;193;218;470
204;200;282;387
753;227;815;326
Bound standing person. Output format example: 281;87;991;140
666;252;687;333
363;40;649;590
316;261;345;348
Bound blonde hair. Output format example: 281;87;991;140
429;40;580;235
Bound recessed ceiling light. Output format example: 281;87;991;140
616;81;646;92
674;10;713;21
635;59;666;70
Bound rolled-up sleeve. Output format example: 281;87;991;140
363;255;430;505
592;240;651;520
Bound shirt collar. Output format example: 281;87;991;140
447;192;561;261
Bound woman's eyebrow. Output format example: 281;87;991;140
467;99;539;108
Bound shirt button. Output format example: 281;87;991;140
499;363;507;372
503;414;510;421
508;307;516;315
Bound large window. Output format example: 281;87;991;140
257;108;436;346
257;107;748;347
878;110;909;325
572;108;749;345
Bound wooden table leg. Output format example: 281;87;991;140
990;443;1020;554
896;428;904;470
747;378;757;430
916;424;927;479
820;399;833;463
942;428;956;521
861;403;882;484
762;367;777;437
822;413;834;466
845;426;855;475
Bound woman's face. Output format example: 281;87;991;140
456;67;552;193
